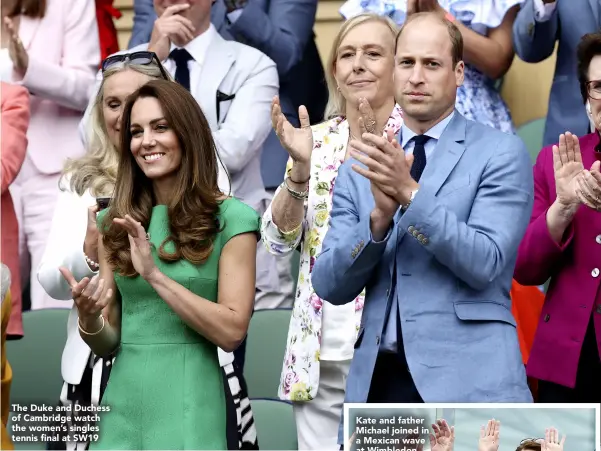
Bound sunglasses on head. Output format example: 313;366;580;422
101;51;170;80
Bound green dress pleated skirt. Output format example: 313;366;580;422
90;198;260;450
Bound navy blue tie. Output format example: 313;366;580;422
170;48;193;92
410;134;431;182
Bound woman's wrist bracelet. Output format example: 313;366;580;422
282;177;309;200
288;173;310;184
78;315;105;336
84;252;99;270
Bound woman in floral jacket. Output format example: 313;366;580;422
261;13;402;450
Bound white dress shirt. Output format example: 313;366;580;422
162;24;216;100
399;111;456;158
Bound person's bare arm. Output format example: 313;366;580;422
77;234;121;357
145;233;257;352
454;5;519;80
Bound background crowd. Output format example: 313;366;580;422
1;0;601;450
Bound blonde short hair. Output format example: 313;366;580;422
324;13;398;119
62;62;169;197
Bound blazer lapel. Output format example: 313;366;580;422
197;34;235;129
396;112;466;243
18;16;41;50
420;111;467;196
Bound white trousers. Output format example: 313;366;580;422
293;359;351;451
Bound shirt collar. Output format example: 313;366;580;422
169;23;216;66
400;110;455;148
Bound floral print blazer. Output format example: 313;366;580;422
261;105;403;402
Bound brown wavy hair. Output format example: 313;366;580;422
101;80;223;277
5;0;46;18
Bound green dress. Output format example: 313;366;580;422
91;198;260;450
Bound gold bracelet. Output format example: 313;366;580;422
78;315;105;336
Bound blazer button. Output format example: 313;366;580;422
544;314;550;322
376;336;380;345
596;304;601;314
408;226;415;233
596;235;601;244
593;268;600;278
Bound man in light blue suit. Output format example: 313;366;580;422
312;12;534;438
513;0;600;146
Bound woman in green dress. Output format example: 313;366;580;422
59;79;260;450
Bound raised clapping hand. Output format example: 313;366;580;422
541;427;566;451
349;122;416;216
59;268;111;325
478;419;500;451
575;160;601;210
552;132;584;211
112;215;158;280
552;132;601;211
429;419;455;451
357;97;379;136
271;96;313;165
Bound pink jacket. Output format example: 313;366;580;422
514;132;601;388
1;83;30;337
12;0;100;174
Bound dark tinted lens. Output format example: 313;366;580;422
129;56;153;66
102;55;125;71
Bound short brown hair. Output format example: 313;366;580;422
577;31;601;103
515;440;542;451
395;12;463;66
5;0;46;18
102;80;224;277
